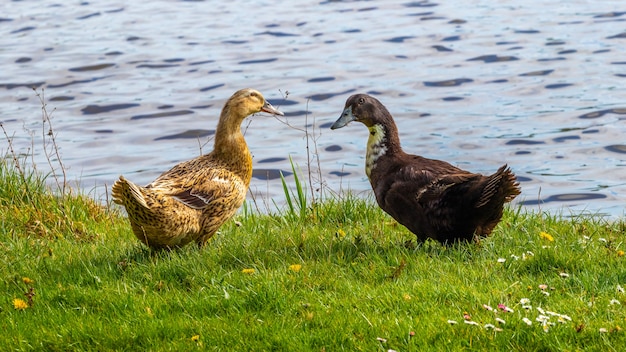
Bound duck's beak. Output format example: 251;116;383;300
261;101;284;116
330;106;355;130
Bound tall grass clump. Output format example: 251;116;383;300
279;156;308;220
0;156;107;241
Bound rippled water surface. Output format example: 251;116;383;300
2;0;625;217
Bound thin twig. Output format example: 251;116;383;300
272;90;307;133
271;91;332;210
312;107;325;203
1;123;30;195
304;99;316;205
34;88;67;196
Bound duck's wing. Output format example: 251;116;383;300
418;165;519;209
385;156;471;197
146;160;244;210
414;173;482;204
377;156;482;213
171;175;243;210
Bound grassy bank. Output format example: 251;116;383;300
1;158;625;351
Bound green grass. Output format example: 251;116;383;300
1;159;625;351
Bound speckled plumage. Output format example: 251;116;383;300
331;94;521;243
112;88;283;249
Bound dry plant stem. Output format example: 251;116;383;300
196;136;204;156
312;103;324;202
304;101;325;206
0;123;30;195
34;87;67;196
247;183;265;214
273;91;327;207
304;99;316;204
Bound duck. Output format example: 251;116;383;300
112;88;283;249
331;93;521;243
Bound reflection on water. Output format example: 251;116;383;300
521;193;607;206
1;0;625;217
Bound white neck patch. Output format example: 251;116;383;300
365;124;387;177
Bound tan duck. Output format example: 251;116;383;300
331;94;521;243
112;88;283;249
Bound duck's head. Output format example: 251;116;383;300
226;88;284;118
330;93;391;130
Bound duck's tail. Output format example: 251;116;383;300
498;165;521;203
476;165;521;208
111;176;149;209
473;165;521;237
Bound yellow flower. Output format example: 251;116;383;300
403;294;412;301
13;298;28;310
289;264;302;272
22;277;34;285
191;335;200;342
241;268;255;274
617;250;625;257
540;232;554;242
336;229;346;238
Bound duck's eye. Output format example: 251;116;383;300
358;97;365;104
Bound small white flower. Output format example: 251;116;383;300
510;254;520;260
464;320;480;326
559;272;570;278
542;322;550;333
541;291;550;296
522;305;532;310
599;328;608;333
536;315;549;323
599;238;607;243
483;304;494;311
484;323;495;329
617;284;624;294
536;307;546;315
497;258;506;263
522;317;532;326
376;337;387;343
495;318;506;325
447;320;458;325
610;299;621;305
520;298;530;305
559;314;572;321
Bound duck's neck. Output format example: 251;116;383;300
365;121;401;178
211;109;253;184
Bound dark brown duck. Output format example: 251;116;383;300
331;94;521;243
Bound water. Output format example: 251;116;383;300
1;0;625;217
